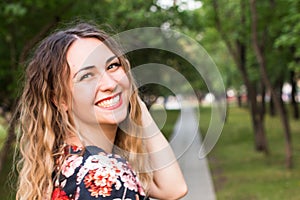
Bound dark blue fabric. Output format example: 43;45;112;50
52;145;149;200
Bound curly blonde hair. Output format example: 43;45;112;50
15;22;152;200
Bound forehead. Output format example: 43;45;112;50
67;37;115;70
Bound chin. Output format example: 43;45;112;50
100;110;129;125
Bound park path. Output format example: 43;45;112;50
169;106;216;200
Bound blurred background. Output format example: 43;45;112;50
0;0;299;199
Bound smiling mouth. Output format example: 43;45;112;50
96;93;121;108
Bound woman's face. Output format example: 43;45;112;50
66;37;130;127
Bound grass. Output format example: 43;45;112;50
0;123;16;200
0;109;180;200
0;106;299;199
150;108;180;139
0;120;8;150
205;106;300;200
152;106;300;199
0;152;15;200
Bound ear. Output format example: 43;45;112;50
60;101;68;112
52;97;68;112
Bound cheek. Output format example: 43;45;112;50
71;83;96;105
121;76;130;89
114;70;131;89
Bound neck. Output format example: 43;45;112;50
66;123;118;153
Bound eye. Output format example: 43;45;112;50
79;72;94;81
107;62;121;71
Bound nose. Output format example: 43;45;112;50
97;72;117;92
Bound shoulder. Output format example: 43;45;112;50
52;145;148;199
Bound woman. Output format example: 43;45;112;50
15;22;187;200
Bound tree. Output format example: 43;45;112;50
0;0;75;172
0;0;209;172
249;0;292;168
275;0;300;119
202;0;269;154
201;0;299;168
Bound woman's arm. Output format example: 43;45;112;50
139;100;188;199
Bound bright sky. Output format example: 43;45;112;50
156;0;202;11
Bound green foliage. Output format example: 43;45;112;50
0;1;299;198
274;0;300;72
201;0;300;89
0;0;208;110
207;107;300;199
0;121;15;199
150;109;179;139
0;0;76;109
0;150;15;200
201;0;257;88
200;27;239;89
1;0;299;111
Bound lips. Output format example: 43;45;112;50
95;93;121;109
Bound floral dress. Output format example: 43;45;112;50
52;145;149;200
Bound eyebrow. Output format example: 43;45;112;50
106;55;118;65
73;65;95;79
72;55;118;79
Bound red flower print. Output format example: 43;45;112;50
52;187;69;200
121;172;138;192
74;187;80;200
138;184;146;196
71;145;82;152
61;155;83;178
136;177;146;196
84;168;114;197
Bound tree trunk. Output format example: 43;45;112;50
250;0;293;168
261;80;266;116
248;86;268;153
279;80;287;116
290;70;299;119
237;1;268;154
253;111;268;152
212;0;269;154
237;92;242;107
269;94;276;116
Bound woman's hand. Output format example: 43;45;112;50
138;98;188;199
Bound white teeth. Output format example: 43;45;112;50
97;95;120;108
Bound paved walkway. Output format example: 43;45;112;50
170;107;216;200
